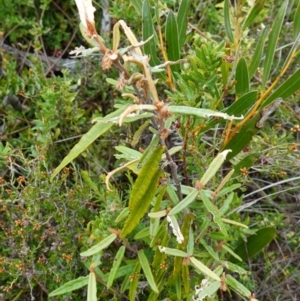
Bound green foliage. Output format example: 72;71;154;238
1;0;300;300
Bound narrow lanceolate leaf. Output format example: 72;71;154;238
158;246;188;257
51;105;128;180
120;147;164;238
194;281;221;300
200;150;231;187
200;91;257;135
87;272;97;301
200;190;228;237
129;262;141;301
177;0;192;48
107;246;126;288
242;0;267;30
222;116;260;160
168;189;198;216
80;234;117;257
169;106;243;120
190;257;221;281
165;10;180;73
248;26;269;79
142;0;160;66
130;0;142;16
235;57;249;97
262;0;288;89
182;264;190;293
263;68;300;108
294;1;300;39
226;274;251;298
49;276;89;296
138;250;159;293
224;0;234;43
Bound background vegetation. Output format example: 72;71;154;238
0;0;300;300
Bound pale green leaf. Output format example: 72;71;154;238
248;26;268;79
130;0;142;16
48;276;89;297
177;0;192;48
242;0;267;30
51;106;128;180
87;272;97;301
80;234;117;257
226;274;251;298
168;189;198;216
107;246;126;288
262;0;288;89
224;0;234;43
115;207;130;223
134;227;150;240
158;246;188;257
221;245;243;262
194;281;221;300
294;1;300;39
200;191;228;237
138;250;159;293
169;106;243;120
200;150;231;186
190;257;221;281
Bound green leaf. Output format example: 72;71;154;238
224;0;234;43
263;68;300;108
51;106;128;180
190;257;221;281
48;276;89;297
130;0;142;16
294;1;300;39
115;207;130;223
194;281;221;300
200;238;219;261
262;0;288;89
222;115;260;160
142;0;160;66
168;189;198;216
120;147;164;238
158;246;188;257
102;264;135;282
181;264;190;293
80;234;117;257
242;0;267;30
177;0;192;48
248;27;269;79
129;262;141;301
165;10;180;73
226;274;251;298
235;57;249;97
232;227;277;262
200;150;231;187
107;246;126;288
138;250;159;293
199;91;258;134
200;190;228;237
87;272;97;301
169;106;243;120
